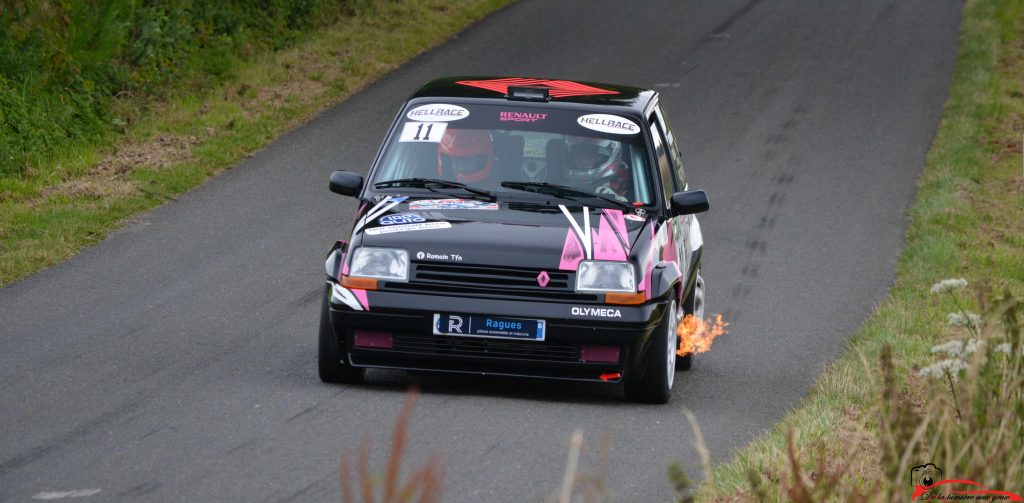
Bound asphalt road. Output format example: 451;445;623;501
0;1;961;501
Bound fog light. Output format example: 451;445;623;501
581;344;620;363
353;330;392;349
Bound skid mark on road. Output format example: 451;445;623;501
0;396;146;478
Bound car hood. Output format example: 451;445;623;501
352;197;651;271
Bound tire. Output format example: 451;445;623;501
624;299;677;404
318;285;365;384
677;271;704;372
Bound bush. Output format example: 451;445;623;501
0;0;365;177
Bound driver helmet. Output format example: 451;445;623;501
567;138;626;190
437;129;493;183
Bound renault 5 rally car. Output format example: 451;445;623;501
319;77;708;403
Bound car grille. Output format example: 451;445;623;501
385;263;599;302
391;332;581;362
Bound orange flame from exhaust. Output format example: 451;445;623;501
677;314;729;356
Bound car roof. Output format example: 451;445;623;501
408;76;658;116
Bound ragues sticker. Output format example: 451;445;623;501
577;114;640;135
406;104;470;122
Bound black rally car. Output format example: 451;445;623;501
320;77;708;403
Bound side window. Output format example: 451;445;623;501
648;121;674;208
654;105;686;189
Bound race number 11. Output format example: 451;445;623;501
399;121;447;143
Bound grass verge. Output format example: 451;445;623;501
695;0;1024;500
0;0;510;287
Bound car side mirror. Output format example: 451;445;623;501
670;190;709;216
329;170;363;197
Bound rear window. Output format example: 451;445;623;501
372;103;654;204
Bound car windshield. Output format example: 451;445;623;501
371;103;655;205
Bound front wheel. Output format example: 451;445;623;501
624;300;677;404
318;285;365;384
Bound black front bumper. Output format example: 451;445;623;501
329;285;668;383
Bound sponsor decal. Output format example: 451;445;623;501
364;221;452;235
408;199;499;210
415;251;463;261
406;103;469;121
456;78;619;98
433;313;546;340
378;213;426;225
577;114;640;135
499;111;548;123
571;306;622;318
398;121;448;143
353;196;407;235
624;214;645;222
634;207;647;217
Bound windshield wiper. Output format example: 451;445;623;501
500;181;632;210
374;178;494;199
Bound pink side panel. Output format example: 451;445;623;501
353;289;370;311
559;229;585;270
644;252;656;300
342;259;350;276
602;209;629;252
661;229;678;263
593;216;627;261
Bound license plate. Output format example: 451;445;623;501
432;314;545;341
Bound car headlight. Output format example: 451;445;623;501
348;247;409;281
575;261;635;293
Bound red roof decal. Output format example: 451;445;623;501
456;78;619;98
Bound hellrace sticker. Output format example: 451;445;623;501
398;121;447;143
406;104;469;121
577;114;640;135
378;213;426;225
364;221;452;235
408;199;499;210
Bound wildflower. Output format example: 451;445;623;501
930;278;968;294
946;312;984;328
918;358;968;379
930;339;977;357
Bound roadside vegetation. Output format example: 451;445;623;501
0;0;510;287
693;0;1024;500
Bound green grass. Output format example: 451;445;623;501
694;0;1024;500
0;0;511;287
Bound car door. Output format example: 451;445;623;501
647;111;690;298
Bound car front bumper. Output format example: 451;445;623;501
328;283;670;383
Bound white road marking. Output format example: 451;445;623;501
32;489;102;500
